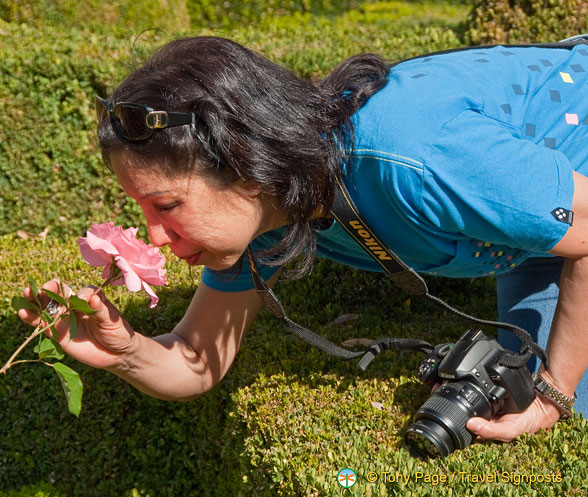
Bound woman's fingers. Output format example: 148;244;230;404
17;307;41;327
466;396;562;442
18;279;77;332
467;416;522;442
18;281;58;327
15;279;132;370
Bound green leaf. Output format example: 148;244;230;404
42;289;67;307
34;337;65;360
69;312;78;340
67;295;97;315
11;296;40;313
27;276;41;307
53;362;83;417
50;323;59;341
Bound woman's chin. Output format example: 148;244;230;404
204;255;242;271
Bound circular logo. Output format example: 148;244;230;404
337;468;357;488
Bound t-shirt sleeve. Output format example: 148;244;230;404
201;234;282;292
421;109;575;253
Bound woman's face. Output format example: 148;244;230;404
111;152;283;270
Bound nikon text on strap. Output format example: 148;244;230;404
331;176;428;296
247;174;548;371
330;175;548;369
243;38;588;371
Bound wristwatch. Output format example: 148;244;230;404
531;372;577;419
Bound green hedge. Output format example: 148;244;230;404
2;1;588;497
1;236;586;497
0;21;150;239
187;0;366;28
465;0;588;44
0;1;467;240
0;0;189;30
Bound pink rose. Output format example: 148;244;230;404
78;222;167;308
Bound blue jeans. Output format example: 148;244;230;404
496;256;586;417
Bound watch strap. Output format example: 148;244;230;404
532;372;576;419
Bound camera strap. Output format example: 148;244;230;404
247;174;548;371
246;247;435;366
245;37;588;371
330;176;548;368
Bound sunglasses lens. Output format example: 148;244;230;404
95;96;109;123
113;104;150;140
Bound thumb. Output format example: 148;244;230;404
467;416;520;442
88;291;107;312
77;287;118;325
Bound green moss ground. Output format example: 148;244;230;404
1;235;587;496
1;1;587;496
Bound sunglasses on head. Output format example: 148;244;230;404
95;95;198;141
96;96;221;161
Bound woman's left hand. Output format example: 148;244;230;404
466;395;562;442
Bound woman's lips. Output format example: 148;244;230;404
184;252;202;265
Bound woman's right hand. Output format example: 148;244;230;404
17;279;137;370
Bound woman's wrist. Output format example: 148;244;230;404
537;366;577;398
535;367;577;418
104;331;143;376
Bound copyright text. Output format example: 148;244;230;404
365;471;563;486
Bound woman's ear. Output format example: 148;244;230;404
234;179;263;198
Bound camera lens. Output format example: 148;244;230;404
404;419;450;458
404;382;491;458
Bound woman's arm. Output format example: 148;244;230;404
106;270;280;401
468;171;588;440
534;171;588;403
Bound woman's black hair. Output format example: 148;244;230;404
98;36;390;278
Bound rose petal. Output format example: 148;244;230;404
142;281;159;308
78;231;119;266
115;229;146;262
101;263;112;281
128;262;168;286
120;225;138;240
113;256;142;292
88;222;122;242
78;222;168;306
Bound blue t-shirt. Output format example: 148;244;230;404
203;45;588;292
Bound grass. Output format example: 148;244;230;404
1;1;587;496
1;235;587;496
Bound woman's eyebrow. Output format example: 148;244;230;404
139;190;172;200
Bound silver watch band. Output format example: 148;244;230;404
531;372;576;419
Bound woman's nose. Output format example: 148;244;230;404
148;222;176;247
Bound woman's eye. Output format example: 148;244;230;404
157;202;180;212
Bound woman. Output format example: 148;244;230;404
19;36;588;443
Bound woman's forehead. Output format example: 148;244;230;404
111;154;192;193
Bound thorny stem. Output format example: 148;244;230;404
0;261;123;375
0;317;63;374
8;359;45;367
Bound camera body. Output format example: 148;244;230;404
404;329;536;458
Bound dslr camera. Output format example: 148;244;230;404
404;329;536;458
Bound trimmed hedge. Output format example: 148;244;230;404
186;0;365;28
2;1;588;497
0;0;190;31
186;0;472;29
1;236;587;497
0;21;156;240
0;1;467;241
465;0;588;44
